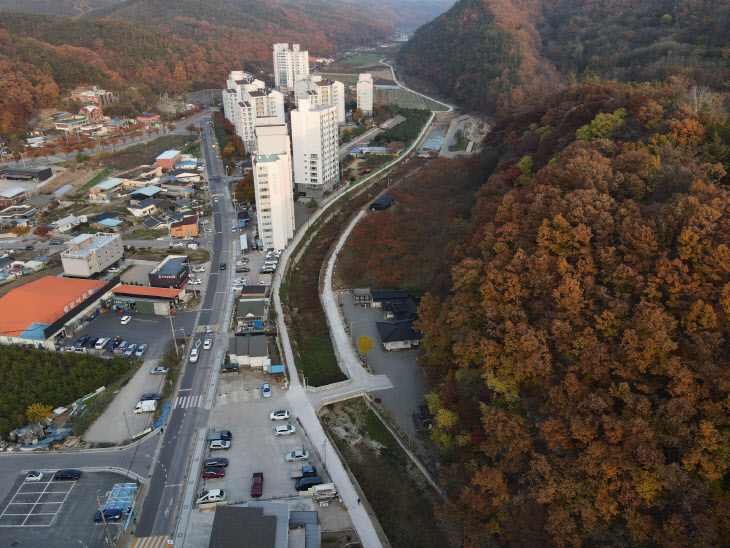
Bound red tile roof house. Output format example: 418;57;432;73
137;113;161;125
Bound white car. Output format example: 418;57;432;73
26;471;44;482
233;278;247;284
270;410;290;421
285;450;309;462
209;440;230;451
121;315;132;325
190;348;199;363
192;265;206;272
274;425;296;436
259;280;271;286
203;339;212;350
183;236;194;241
214;198;219;202
188;278;203;285
196;489;225;504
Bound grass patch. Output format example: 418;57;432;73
327;403;450;548
130;228;165;239
449;140;468;152
342;53;382;64
80;168;111;191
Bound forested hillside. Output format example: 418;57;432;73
399;0;730;113
415;80;730;546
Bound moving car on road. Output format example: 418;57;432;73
121;315;132;325
203;339;212;350
190;348;199;363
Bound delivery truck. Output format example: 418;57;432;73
134;400;158;414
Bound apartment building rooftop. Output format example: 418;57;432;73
61;233;118;259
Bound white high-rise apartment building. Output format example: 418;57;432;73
293;75;345;124
253;125;295;250
290;99;339;198
222;71;284;152
357;73;374;115
273;43;309;92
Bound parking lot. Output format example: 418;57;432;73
0;471;136;548
196;372;326;503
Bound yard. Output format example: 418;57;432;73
79;168;111;191
98;134;195;170
126;246;210;264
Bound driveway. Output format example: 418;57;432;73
338;292;428;442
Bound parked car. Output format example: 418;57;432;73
108;266;121;273
49;239;63;245
196;489;225;504
117;341;129;352
84;337;98;348
188;278;203;285
120;315;132;325
270;410;290;421
192;265;206;272
124;344;137;358
262;383;271;398
95;337;110;350
203;339;212;350
141;393;162;401
190;348;199;363
251;473;263;498
295;476;324;492
94;508;123;522
203;457;229;468
151;366;170;375
235;267;250;273
25;245;34;251
274;425;296;436
285;450;310;462
53;469;82;481
182;236;194;241
26;471;44;482
135;344;148;357
202;467;226;479
209;440;231;451
207;430;233;441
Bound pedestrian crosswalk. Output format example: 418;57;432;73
175;395;202;409
195;323;220;333
131;536;170;548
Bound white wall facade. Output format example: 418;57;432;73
357;73;374;115
273;43;309;92
293;76;346;124
223;71;284;152
61;233;123;277
253;125;295;250
290;99;339;199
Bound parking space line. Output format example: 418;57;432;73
0;478;75;527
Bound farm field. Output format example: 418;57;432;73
376;88;448;111
342;53;382;64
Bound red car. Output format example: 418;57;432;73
251;472;263;498
202;467;226;479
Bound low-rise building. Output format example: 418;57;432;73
61;232;123;277
228;335;270;368
137;112;161;126
52;214;87;233
88;177;126;202
149;255;190;289
156;150;182;170
0;187;28;208
236;299;267;328
0;204;37;221
0;167;52;185
170;214;198;238
54;114;88;133
112;285;185;315
70;86;115;107
23;195;57;212
128;198;159;217
376;320;422;351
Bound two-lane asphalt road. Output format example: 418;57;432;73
135;116;237;537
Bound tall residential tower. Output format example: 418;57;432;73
290;99;339;199
273;43;309;92
293;75;346;124
357;73;374;115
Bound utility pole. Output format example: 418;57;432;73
168;313;180;357
96;491;113;547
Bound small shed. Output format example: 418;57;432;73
353;288;371;307
370;195;394;211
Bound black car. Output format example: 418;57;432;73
75;335;90;347
141;393;162;401
54;469;82;481
235;267;250;273
204;457;229;468
94;508;123;522
219;263;227;270
84;337;98;348
25;245;34;251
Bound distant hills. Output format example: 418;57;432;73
399;0;730;113
0;0;454;136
